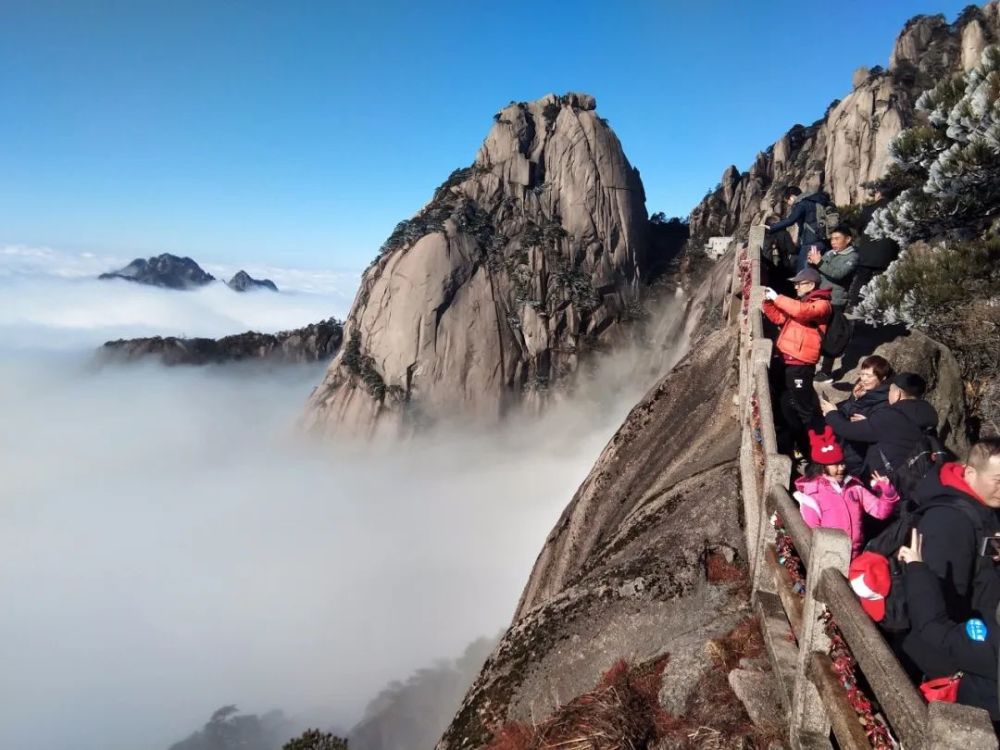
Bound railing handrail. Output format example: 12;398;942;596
734;225;997;750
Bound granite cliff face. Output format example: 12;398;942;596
436;257;761;748
303;93;666;438
690;3;1000;240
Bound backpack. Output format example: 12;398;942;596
862;499;990;633
814;203;840;239
820;307;853;357
892;434;952;502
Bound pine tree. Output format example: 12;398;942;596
865;46;1000;245
859;46;1000;432
282;729;348;750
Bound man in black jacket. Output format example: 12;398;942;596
765;186;834;272
900;528;1000;723
900;439;1000;685
821;372;939;478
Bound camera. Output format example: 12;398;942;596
978;534;1000;557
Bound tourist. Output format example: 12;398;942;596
762;268;832;458
821;372;939;479
793;426;899;557
835;355;893;475
809;224;858;382
765;186;835;271
899;528;1000;724
763;213;798;279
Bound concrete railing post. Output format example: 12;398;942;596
789;527;851;749
750;453;793;594
748;225;766;260
923;702;998;750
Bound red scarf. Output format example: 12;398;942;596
939;462;985;504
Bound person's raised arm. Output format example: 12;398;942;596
901;531;996;678
860;471;899;520
767;202;804;233
824;407;877;442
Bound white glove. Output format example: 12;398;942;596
763;287;778;301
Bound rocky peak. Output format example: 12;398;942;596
690;2;1000;242
303;93;658;438
888;13;951;71
98;253;215;289
227;270;278;292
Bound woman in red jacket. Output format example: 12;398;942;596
762;267;833;458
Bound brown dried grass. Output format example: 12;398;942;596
485;619;782;750
485;657;671;750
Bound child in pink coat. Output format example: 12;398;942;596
793;426;900;558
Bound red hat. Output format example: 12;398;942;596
809;426;844;465
848;552;891;622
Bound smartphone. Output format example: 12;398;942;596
979;535;1000;557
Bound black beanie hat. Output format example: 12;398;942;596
892;372;927;399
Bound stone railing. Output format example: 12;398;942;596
733;225;998;750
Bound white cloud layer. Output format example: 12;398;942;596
0;245;691;750
0;244;359;350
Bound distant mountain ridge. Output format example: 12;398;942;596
99;253;278;292
100;318;342;366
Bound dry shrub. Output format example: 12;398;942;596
484;619;781;750
658;618;780;749
703;551;747;586
484;656;671;750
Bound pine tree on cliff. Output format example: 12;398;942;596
865;45;1000;244
859;46;1000;431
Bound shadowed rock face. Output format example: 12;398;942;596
436;322;747;749
303;92;656;438
690;3;1000;241
227;270;278;292
100;318;342;366
98;253;216;289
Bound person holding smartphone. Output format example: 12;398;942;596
900;529;1000;724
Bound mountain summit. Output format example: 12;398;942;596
99;253;215;289
304;92;664;437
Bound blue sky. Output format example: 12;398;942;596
0;1;972;269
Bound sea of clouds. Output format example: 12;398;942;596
0;245;689;750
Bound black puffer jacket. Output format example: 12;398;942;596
825;397;939;476
914;464;1000;616
904;561;999;720
837;382;890;419
901;464;1000;681
835;382;891;475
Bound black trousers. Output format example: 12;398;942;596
778;361;821;457
820;304;848;374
